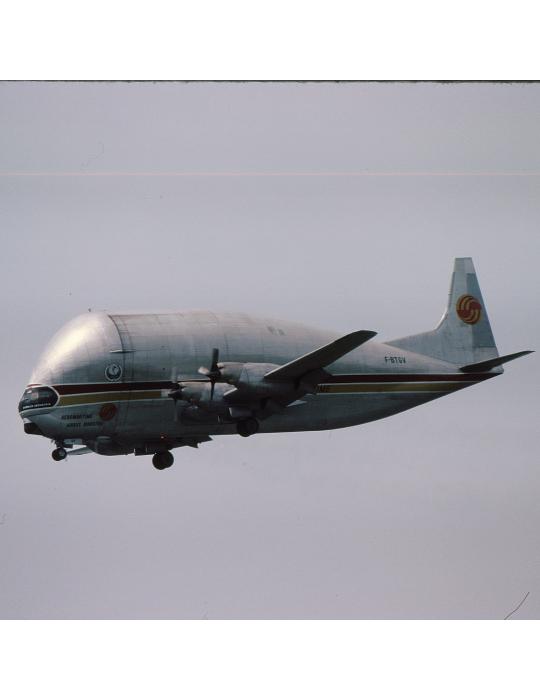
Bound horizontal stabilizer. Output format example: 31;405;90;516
265;330;377;381
460;350;533;373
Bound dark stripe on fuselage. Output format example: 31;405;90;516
326;373;492;384
53;381;177;395
51;373;493;395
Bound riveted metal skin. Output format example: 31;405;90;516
18;259;530;460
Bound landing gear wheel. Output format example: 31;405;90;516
152;451;174;470
237;417;259;437
52;447;67;461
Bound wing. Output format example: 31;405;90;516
264;330;377;381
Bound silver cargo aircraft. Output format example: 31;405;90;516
19;258;532;470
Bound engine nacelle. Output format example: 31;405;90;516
175;381;232;411
221;362;294;397
216;362;244;384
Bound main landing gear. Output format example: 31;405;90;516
152;451;174;470
236;417;259;437
51;447;67;461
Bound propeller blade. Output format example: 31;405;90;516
195;349;221;401
198;348;221;382
210;347;219;372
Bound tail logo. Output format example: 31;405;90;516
456;294;482;324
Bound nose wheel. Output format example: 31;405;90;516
51;447;67;461
152;451;174;470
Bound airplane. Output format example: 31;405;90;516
19;258;532;470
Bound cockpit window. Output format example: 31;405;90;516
18;386;58;412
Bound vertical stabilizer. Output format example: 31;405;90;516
388;258;499;366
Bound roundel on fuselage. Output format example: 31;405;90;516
105;363;123;382
99;403;117;421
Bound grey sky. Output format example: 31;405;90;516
1;81;538;619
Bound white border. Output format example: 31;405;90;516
1;0;539;79
2;4;538;697
1;621;539;699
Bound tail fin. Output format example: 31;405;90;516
388;258;499;366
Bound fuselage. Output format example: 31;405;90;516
18;310;491;456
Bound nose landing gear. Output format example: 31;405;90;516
51;447;67;461
152;451;174;470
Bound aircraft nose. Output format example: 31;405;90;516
19;385;60;438
18;385;59;414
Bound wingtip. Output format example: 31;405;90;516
346;330;377;344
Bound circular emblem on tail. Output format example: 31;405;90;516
456;294;482;324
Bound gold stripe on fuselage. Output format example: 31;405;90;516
56;381;473;407
317;382;473;394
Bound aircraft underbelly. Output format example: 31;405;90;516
114;391;441;439
261;392;440;432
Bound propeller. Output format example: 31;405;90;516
198;348;221;400
168;351;223;419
